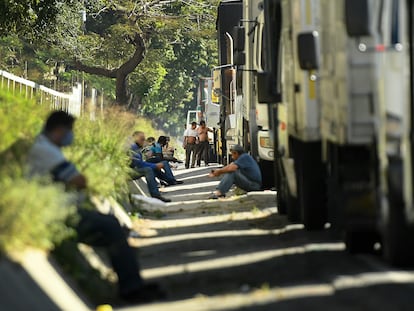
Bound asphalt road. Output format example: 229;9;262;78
121;165;414;311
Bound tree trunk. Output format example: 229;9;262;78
72;33;146;106
115;72;128;105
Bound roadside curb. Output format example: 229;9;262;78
131;191;277;213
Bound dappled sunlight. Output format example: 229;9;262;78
169;191;213;198
173;165;222;177
160;181;219;193
174;172;214;182
146;207;281;230
123;263;414;311
141;242;345;279
137;225;303;248
333;271;414;290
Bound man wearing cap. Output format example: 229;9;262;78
208;144;262;199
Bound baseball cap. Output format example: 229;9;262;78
230;144;244;154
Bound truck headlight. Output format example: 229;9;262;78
259;136;273;149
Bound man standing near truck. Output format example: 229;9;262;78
183;122;198;169
196;120;213;167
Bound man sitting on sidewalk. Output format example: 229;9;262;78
28;111;164;303
130;131;183;202
208;145;262;199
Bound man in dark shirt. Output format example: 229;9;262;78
28;111;164;303
130;131;182;202
208;145;262;199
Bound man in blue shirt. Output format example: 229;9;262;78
208;145;262;199
130;131;183;202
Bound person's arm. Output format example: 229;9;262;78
209;163;238;177
67;174;87;190
183;136;188;148
51;161;87;190
130;145;157;169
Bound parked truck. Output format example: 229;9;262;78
258;0;414;265
215;0;277;187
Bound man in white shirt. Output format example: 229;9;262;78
183;121;198;169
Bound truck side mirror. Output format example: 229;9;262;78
233;26;245;52
345;0;373;37
257;72;281;103
297;31;320;71
233;26;246;66
234;51;246;66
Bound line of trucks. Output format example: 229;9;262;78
195;0;414;267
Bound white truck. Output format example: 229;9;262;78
254;0;327;229
259;0;414;265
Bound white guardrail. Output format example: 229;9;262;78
0;70;82;116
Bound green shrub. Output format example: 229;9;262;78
0;175;76;253
0;87;173;253
65;108;136;200
0;88;74;254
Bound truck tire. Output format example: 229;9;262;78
345;230;378;254
275;156;287;214
294;140;327;230
383;157;414;267
260;160;275;190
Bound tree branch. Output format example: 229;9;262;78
118;33;146;76
71;61;118;78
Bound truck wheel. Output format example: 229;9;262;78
345;230;378;254
301;162;327;230
260;160;275;190
276;175;287;215
295;141;327;230
383;157;414;267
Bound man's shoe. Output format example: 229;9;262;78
121;282;166;303
208;192;225;200
174;180;184;185
152;195;171;203
160;180;169;187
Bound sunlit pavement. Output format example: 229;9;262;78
121;166;414;311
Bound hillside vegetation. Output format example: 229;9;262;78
0;88;169;254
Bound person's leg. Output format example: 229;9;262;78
196;143;203;166
185;146;191;169
192;144;198;167
155;161;176;184
203;141;209;165
216;172;236;195
233;170;261;191
136;167;160;197
76;209;142;296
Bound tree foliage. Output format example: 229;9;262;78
0;0;63;34
0;0;219;137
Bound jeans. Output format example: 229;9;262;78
154;161;176;185
135;167;160;197
196;141;210;166
217;170;262;195
76;209;142;296
185;144;197;168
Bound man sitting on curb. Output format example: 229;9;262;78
130;131;183;202
208;145;262;199
28;111;164;303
